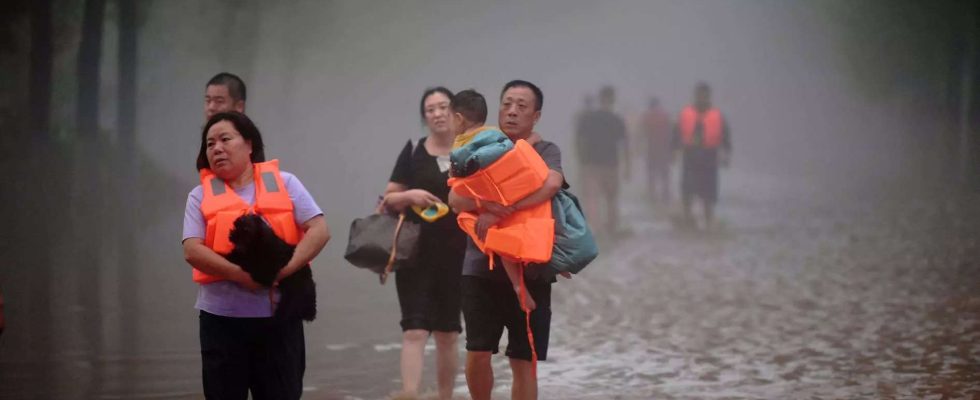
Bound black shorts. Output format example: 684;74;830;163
461;276;552;361
395;240;465;332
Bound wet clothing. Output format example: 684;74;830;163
389;137;467;332
461;276;552;361
575;110;627;167
672;108;731;203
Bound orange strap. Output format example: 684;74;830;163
517;265;538;379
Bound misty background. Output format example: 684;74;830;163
0;0;977;399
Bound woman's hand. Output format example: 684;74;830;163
385;189;440;211
230;267;262;291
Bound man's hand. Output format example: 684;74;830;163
475;213;502;241
558;271;572;279
482;201;514;218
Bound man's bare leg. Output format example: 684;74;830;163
509;358;537;400
466;351;494;400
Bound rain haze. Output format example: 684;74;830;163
0;1;978;399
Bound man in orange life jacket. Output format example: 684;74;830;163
672;82;732;229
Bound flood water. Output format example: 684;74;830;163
1;165;977;400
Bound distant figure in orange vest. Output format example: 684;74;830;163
672;82;731;229
640;97;673;203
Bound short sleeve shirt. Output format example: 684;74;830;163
182;171;323;318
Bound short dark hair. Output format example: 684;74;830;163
196;112;266;171
451;89;488;124
500;80;543;111
695;81;711;93
419;86;454;122
206;72;247;102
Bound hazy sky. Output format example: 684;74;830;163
112;1;929;281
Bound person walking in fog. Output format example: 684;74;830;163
640;97;673;204
575;85;629;237
673;82;732;229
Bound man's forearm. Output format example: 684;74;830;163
510;170;563;211
449;190;478;213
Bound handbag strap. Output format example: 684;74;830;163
379;213;407;285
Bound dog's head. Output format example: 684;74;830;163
228;214;268;251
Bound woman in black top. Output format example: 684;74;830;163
380;87;467;400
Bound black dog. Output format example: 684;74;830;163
226;214;316;321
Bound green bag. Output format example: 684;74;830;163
548;190;598;274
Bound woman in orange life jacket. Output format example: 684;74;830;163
181;111;329;400
379;87;468;400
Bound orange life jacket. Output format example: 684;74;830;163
449;140;555;264
679;106;723;149
194;159;302;284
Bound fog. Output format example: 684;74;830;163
1;1;977;399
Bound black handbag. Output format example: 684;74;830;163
344;212;420;284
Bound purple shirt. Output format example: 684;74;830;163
182;171;323;318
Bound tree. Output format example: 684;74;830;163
29;0;53;140
821;0;980;185
77;0;105;139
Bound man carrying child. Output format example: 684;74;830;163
448;81;567;400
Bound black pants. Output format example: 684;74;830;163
199;311;305;400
